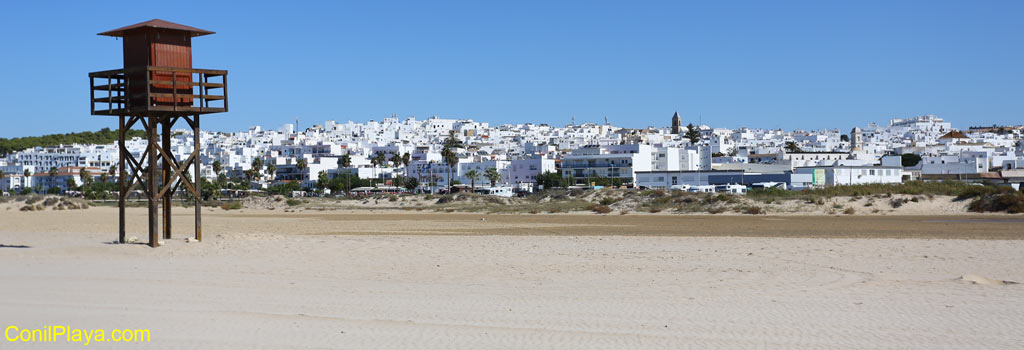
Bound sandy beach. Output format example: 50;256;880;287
2;206;1023;349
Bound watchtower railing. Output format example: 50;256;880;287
90;66;228;115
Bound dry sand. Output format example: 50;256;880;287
1;207;1023;349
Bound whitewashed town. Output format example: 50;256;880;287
2;113;1023;197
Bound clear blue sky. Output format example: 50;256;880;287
1;0;1021;138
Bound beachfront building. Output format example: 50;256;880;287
794;165;904;187
560;144;654;185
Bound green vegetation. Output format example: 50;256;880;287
0;128;147;155
966;187;1024;213
536;171;570;189
748;181;977;202
901;153;923;167
684;123;700;144
586;204;612;214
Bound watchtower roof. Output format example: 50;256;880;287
98;19;214;37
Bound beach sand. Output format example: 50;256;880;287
1;207;1023;349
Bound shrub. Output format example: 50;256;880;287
967;188;1024;214
708;207;727;214
890;198;909;208
220;201;242;210
739;206;763;215
436;195;457;204
588;204;612;214
286;199;302;206
843;207;856;215
599;197;619;206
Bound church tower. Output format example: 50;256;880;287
671;111;682;134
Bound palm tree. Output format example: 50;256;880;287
784;141;802;153
296;158;308;181
212;160;223;176
465;169;480;189
0;169;4;181
49;166;58;188
485;167;501;187
390;153;402;169
24;169;31;177
338;154;351;168
251;157;264;181
401;152;411;177
371;153;387;185
108;165;117;177
80;167;93;186
266;163;276;182
316;171;329;193
441;130;464;192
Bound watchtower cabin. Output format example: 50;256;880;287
91;19;226;115
89;19;228;248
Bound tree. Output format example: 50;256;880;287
266;163;276;181
250;157;264;181
784;141;802;153
390;153;402;169
0;169;4;180
901;153;923;167
65;177;78;192
100;172;109;184
79;167;93;186
485;167;501;187
442;130;463;192
296;158;308;180
465;169;480;189
338;154;351;168
24;169;31;177
212;160;223;176
684;123;701;144
401;152;411;177
403;176;418;191
316;171;329;192
536;171;565;190
108;165;117;177
49;167;58;188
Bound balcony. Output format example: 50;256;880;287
90;66;227;116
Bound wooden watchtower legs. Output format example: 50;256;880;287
118;115;127;244
147;117;159;248
193;114;202;242
117;114;204;247
162;117;172;240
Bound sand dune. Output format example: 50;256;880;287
1;207;1023;349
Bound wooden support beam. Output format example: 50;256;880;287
147;117;159;248
154;144;198;200
162;117;172;240
194;114;202;241
118;115;126;244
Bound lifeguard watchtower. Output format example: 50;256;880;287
89;19;228;247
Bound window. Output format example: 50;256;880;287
869;170;875;176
